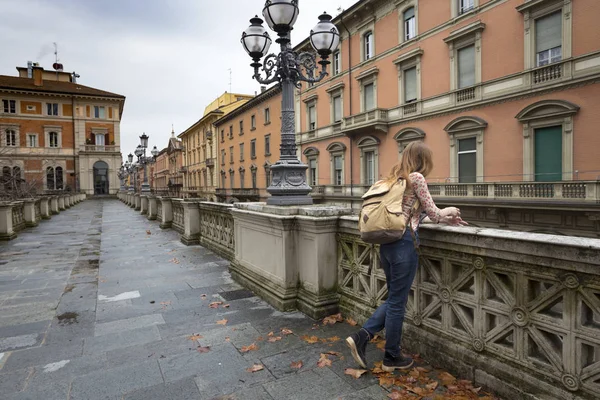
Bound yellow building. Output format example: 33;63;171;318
179;92;253;200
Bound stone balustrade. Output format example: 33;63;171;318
117;192;600;400
0;194;86;241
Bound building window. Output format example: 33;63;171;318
334;156;343;185
404;7;416;41
48;132;59;148
239;143;244;161
309;159;317;186
251;115;256;130
95;133;106;146
308;104;316;131
357;136;380;185
93;106;105;119
220;129;225;142
364;151;375;185
229;146;234;164
458;45;475;88
221;149;226;165
535;12;562;67
239;168;245;189
229;125;233;139
230;171;234;188
265;163;271;187
221;172;226;188
250;139;256;159
265;134;271;156
251;169;257;189
394;127;426;158
457;138;477;183
459;0;474;15
332;51;341;75
404;67;417;103
5;130;16;146
239;120;244;135
444;21;484;92
27;134;38;147
265;108;271;124
47;103;59;116
364;31;374;60
364;83;375;111
46;166;63;190
331;95;342;123
2;99;16;114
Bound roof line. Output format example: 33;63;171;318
214;85;282;126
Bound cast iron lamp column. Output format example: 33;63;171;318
241;1;340;205
135;133;159;194
126;153;134;192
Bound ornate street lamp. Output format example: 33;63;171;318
127;153;134;164
135;134;157;193
241;4;339;205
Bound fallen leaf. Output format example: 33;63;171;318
246;364;264;373
146;230;151;235
345;317;358;326
439;371;457;386
387;390;404;399
376;340;386;350
317;353;332;368
187;334;203;341
168;257;180;264
470;386;482;394
323;313;343;325
416;366;431;373
267;331;274;337
256;336;264;342
222;304;230;308
209;301;223;308
300;335;320;344
378;375;395;387
267;336;282;343
240;343;259;353
281;328;293;335
407;386;426;396
290;360;303;369
200;294;207;299
344;368;367;379
224;337;230;342
325;351;342;357
409;368;420;379
196;346;211;353
216;319;228;325
327;336;341;343
426;381;439;391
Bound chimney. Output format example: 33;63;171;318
260;86;266;93
32;65;43;87
27;61;33;78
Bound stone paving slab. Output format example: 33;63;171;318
0;200;501;399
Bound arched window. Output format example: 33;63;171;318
12;167;21;190
55;167;63;189
2;166;10;190
47;167;55;190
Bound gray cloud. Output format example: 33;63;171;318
0;0;357;158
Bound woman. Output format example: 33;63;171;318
346;141;467;372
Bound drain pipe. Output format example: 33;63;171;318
340;16;354;197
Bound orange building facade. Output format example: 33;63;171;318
1;63;125;195
213;86;282;202
294;0;600;191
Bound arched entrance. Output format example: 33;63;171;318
93;161;109;195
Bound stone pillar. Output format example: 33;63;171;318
50;196;59;215
40;197;51;220
0;203;16;240
140;195;149;215
66;195;72;207
230;203;351;319
181;201;201;245
58;196;66;211
23;199;38;228
129;194;135;208
158;197;173;229
134;194;141;211
147;196;157;220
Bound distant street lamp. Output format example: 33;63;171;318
135;133;159;193
241;1;340;205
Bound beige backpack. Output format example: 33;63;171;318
358;179;414;244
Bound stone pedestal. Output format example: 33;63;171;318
140;195;149;215
58;196;66;211
40;197;51;219
0;203;16;240
50;197;59;215
158;197;173;229
230;203;351;319
23;199;38;227
66;195;72;207
147;196;157;220
135;194;141;211
181;201;200;245
64;196;71;209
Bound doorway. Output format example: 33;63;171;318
93;161;109;194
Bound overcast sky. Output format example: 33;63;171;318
0;0;358;160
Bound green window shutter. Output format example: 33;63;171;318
534;126;562;182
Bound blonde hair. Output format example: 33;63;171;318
386;141;433;186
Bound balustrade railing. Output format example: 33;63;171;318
171;200;184;234
11;202;25;232
79;145;120;152
533;63;562;84
198;203;235;260
456;87;476;103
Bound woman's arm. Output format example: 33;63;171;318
410;173;460;223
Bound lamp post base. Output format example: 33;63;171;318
266;160;313;206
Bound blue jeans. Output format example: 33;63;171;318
362;229;419;358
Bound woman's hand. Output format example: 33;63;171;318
442;215;469;226
443;207;461;218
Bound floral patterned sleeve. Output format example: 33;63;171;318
409;172;448;224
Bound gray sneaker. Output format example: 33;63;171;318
346;329;369;369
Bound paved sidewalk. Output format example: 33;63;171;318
0;199;498;399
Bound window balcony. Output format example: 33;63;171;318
79;145;120;153
341;108;389;136
205;158;215;167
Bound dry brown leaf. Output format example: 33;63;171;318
267;336;282;343
345;317;358;326
344;368;367;379
290;360;303;369
378;375;395;387
327;336;341;343
246;364;264;373
187;334;203;341
209;301;223;309
222;304;230;308
216;319;228;325
267;331;274;337
240;343;259;353
408;368;420;379
325;351;342;357
256;336;264;341
146;230;151;235
323;313;344;325
281;328;293;335
439;371;457;386
196;346;211;353
387;390;404;399
200;294;207;300
371;365;385;375
425;381;439;391
300;335;320;344
316;353;332;368
224;336;230;342
376;340;386;350
417;366;431;373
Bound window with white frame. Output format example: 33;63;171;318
251;115;256;130
48;132;59;148
364;83;375;111
264;107;271;124
221;172;226;188
95;133;105;146
457;138;477;183
444;21;485;91
394;128;426;158
264;163;271;187
229;146;234;163
394;48;423;107
333;95;342;122
239;142;244;161
265;134;271;155
229;170;234;188
404;67;417;103
239;120;244;135
357;67;378;112
357;136;380;185
239;168;245;188
458;45;476;88
250;139;256;159
5;129;17;146
93;106;105;119
46;166;64;190
535;11;562;67
459;0;474;15
2;99;16;114
444;116;487;183
27;134;38;147
46;103;59;116
308;104;316;131
364;31;374;60
303;147;319;187
404;8;416;41
332;51;341;75
251;167;257;189
327;142;346;185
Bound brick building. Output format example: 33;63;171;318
0;62;125;196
